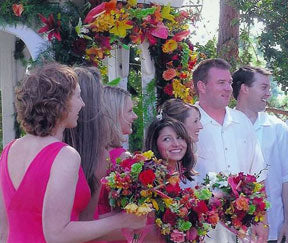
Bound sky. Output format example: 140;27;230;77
188;0;220;45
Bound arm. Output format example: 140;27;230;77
42;146;146;243
0;184;8;242
277;182;288;243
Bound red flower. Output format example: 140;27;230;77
139;169;156;185
172;30;190;42
253;197;266;211
12;4;24;17
163;208;177;225
38;14;61;41
165;183;181;196
194;200;209;214
164;83;173;96
120;158;137;170
84;2;106;23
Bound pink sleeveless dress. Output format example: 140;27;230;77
0;141;91;243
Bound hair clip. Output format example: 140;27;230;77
156;110;163;120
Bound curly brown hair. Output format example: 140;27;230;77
15;63;78;136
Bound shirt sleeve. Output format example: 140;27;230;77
278;123;288;183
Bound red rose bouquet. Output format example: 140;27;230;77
203;172;270;238
154;185;220;242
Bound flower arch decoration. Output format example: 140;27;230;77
1;0;201;105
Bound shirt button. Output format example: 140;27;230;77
225;148;228;151
228;165;231;168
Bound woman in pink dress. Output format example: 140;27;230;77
0;63;146;242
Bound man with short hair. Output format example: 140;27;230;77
193;58;268;242
232;66;288;243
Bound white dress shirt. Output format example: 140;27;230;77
194;104;267;243
254;112;288;240
195;105;267;183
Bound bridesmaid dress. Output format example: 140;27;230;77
0;141;91;242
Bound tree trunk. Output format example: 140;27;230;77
217;0;240;69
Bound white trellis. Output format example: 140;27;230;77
0;25;48;146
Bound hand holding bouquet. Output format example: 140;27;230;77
203;172;270;238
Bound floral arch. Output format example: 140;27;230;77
0;0;203;147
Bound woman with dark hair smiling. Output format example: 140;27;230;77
144;117;197;185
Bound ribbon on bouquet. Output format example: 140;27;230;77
121;225;153;243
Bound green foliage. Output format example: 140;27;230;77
194;37;217;60
231;0;288;93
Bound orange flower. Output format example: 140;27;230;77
12;4;24;17
162;39;178;53
162;68;177;81
235;195;249;211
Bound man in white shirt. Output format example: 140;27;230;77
232;66;288;243
192;58;268;242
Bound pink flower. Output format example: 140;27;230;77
228;176;239;197
162;68;177;81
12;4;24;17
84;2;106;23
170;230;185;243
186;227;198;241
38;14;61;41
172;30;190;42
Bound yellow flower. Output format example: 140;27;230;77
161;225;171;235
90;13;115;32
125;203;138;214
253;182;263;192
151;199;159;211
109;19;133;38
155;218;162;227
140;190;152;197
162;39;178;53
142;150;154;160
161;4;175;22
127;0;137;7
163;198;173;207
136;203;152;216
172;79;190;100
168;175;180;186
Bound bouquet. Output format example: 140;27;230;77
154;185;220;242
101;150;174;216
102;151;219;242
203;172;270;238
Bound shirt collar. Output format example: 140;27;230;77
195;102;240;127
254;112;272;129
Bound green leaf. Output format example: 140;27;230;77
106;77;121;86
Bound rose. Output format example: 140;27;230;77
162;68;177;81
165;183;181;196
253;197;266;211
163;208;177;225
194;200;209;214
235;195;249;211
186;227;198;241
170;230;185;243
120;158;137;170
138;169;156;186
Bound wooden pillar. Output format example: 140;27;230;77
0;31;17;146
